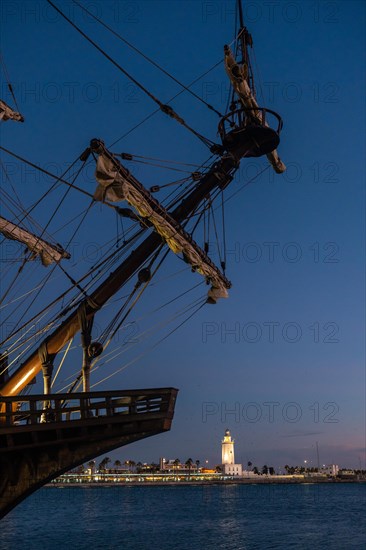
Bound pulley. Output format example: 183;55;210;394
88;341;103;358
138;268;151;284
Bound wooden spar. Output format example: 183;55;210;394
0;99;24;123
0;140;246;397
94;143;231;296
0;216;70;266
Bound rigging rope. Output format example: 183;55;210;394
1;220;149;360
0;145;105;206
117;153;211;170
108;57;223;149
114;154;200;176
51;338;73;388
221;190;227;271
99;244;165;350
0;254;29;307
210;200;223;268
46;0;214;149
90;296;206;388
1;198;94;344
55;284;204;392
0;154;94;339
0;52;21;112
71;0;223;118
0;160;29;223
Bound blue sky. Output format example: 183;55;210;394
0;0;365;470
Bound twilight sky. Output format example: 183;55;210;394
0;0;365;470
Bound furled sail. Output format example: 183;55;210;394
94;150;230;302
224;46;285;174
0;99;24;123
0;216;70;266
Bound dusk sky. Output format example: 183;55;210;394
0;0;365;470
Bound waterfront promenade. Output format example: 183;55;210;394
49;472;364;487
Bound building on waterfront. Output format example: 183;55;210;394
159;458;199;473
221;429;242;476
320;464;339;476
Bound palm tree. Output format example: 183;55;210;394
99;456;111;472
195;459;200;474
247;461;252;470
136;462;143;473
185;458;193;479
114;460;122;472
88;460;95;474
129;460;136;473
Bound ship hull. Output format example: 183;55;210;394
0;388;178;518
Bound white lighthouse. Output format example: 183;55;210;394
221;429;242;476
222;428;235;464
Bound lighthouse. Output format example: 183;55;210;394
221;429;242;476
222;428;235;464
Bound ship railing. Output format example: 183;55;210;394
0;388;177;427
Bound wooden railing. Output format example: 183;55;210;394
0;388;177;427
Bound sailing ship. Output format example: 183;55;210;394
0;0;286;517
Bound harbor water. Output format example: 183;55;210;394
1;483;365;549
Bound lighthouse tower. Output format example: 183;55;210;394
221;429;242;476
222;428;235;464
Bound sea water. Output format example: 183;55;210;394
1;483;365;549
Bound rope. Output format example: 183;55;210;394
115;155;199;175
3;309;58;356
0;254;29;307
56;287;204;392
221;190;227;270
152;299;206;347
0;160;28;220
210;201;223;267
0;157;92;325
21;155;90;272
90;296;206;388
109;58;223;149
100;245;165;349
51;338;73;388
117;153;210;170
2;198;94;344
46;0;214;149
0;145;102;205
71;0;223;118
0;52;21;111
223;164;271;204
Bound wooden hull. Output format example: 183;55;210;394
0;388;178;518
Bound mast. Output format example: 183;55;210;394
224;0;286;174
1;2;285;398
237;0;255;94
0;138;246;397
